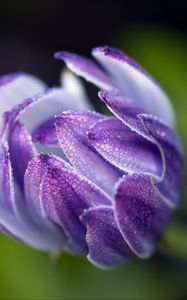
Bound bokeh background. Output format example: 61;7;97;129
0;0;187;299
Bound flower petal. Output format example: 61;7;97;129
3;87;90;159
20;87;92;133
88;117;162;177
93;46;174;126
140;114;184;205
32;118;57;146
31;85;94;147
99;90;149;138
24;154;67;233
40;154;112;254
0;72;46;122
115;174;172;258
0;142;16;212
55;51;113;89
0;206;66;250
55;111;123;195
0;145;65;250
8;121;37;188
61;68;93;109
81;206;132;269
99;90;184;206
3;87;91;136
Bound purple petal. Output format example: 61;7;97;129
0;73;21;86
93;46;174;126
40;154;112;254
0;142;16;212
81;206;132;268
8;121;37;188
99;91;183;206
20;87;92;133
115;174;172;258
0;146;65;250
3;87;91;158
2;87;91;137
140;114;184;205
99;90;149;139
88;117;162;177
0;72;46;123
55;51;113;89
32;118;57;145
0;207;66;250
24;154;67;228
55;111;123;196
24;154;67;245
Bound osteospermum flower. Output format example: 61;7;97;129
0;46;184;269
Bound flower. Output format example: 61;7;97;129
0;46;184;269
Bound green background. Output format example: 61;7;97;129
0;24;187;299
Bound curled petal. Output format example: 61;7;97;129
115;174;172;258
55;111;123;195
3;87;91;137
21;87;92;132
40;154;112;254
29;86;93;145
93;46;174;126
55;51;113;89
81;206;132;269
99;90;151;139
140;114;184;204
88;117;162;177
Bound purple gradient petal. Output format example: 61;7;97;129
93;46;174;126
40;154;112;254
0;206;66;250
81;206;132;268
115;174;172;258
55;111;123;196
0;142;16;212
24;154;67;241
55;51;113;89
0;72;22;86
88;117;162;177
8;121;37;189
24;154;67;226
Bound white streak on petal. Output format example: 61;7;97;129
0;73;46;122
61;68;93;109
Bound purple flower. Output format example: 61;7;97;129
0;46;184;269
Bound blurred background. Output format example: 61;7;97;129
0;0;187;299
